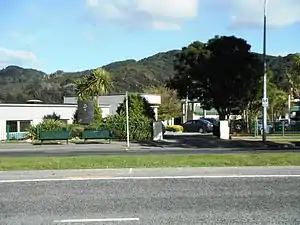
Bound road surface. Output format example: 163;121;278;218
1;167;300;224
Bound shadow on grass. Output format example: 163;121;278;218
135;133;298;149
291;141;300;147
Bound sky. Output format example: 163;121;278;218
0;0;300;73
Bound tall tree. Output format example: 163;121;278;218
168;41;209;101
75;67;111;99
74;68;110;123
143;86;181;120
168;36;262;120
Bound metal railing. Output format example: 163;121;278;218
230;120;300;137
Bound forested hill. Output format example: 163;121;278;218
0;49;297;103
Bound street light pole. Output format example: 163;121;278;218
262;0;268;142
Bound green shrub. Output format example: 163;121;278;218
103;114;152;140
25;119;66;140
165;125;183;132
68;124;85;138
26;124;39;140
40;119;65;131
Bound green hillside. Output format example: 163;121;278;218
0;49;296;104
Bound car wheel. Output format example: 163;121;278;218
198;128;204;133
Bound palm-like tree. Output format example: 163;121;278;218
76;68;111;99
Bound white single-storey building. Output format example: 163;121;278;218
64;93;161;120
0;93;161;141
0;103;77;140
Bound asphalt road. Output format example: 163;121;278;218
1;167;300;224
0;143;299;157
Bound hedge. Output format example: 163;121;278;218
165;125;183;133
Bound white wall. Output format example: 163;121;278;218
140;94;161;105
0;104;77;140
64;94;161;118
100;106;110;118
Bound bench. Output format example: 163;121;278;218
39;130;70;144
82;130;114;143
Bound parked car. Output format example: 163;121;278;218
201;117;219;126
182;119;213;133
257;120;274;134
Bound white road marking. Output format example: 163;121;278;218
0;174;300;183
53;217;139;223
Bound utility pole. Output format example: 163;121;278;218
125;91;130;149
262;0;268;142
185;93;188;123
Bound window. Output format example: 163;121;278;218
20;120;32;132
6;121;17;132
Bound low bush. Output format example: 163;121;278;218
25;115;153;141
26;119;66;140
68;124;85;138
165;125;183;133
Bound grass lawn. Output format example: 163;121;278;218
0;153;300;171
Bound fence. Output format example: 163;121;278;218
6;132;27;140
230;120;300;137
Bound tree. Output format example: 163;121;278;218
75;67;111;99
143;86;181;120
43;112;61;121
168;36;262;120
74;68;110;124
117;93;155;120
168;41;208;100
247;69;288;120
286;54;300;99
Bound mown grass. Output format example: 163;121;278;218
0;153;300;171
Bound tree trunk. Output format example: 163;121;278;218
219;113;226;120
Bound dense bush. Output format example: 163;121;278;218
68;124;85;138
102;114;152;140
165;125;183;132
26;119;66;140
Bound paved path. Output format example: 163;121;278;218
0;143;299;157
0;167;299;224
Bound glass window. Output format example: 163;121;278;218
20;120;32;132
6;121;17;132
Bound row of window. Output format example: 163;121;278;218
6;119;69;132
6;120;32;132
